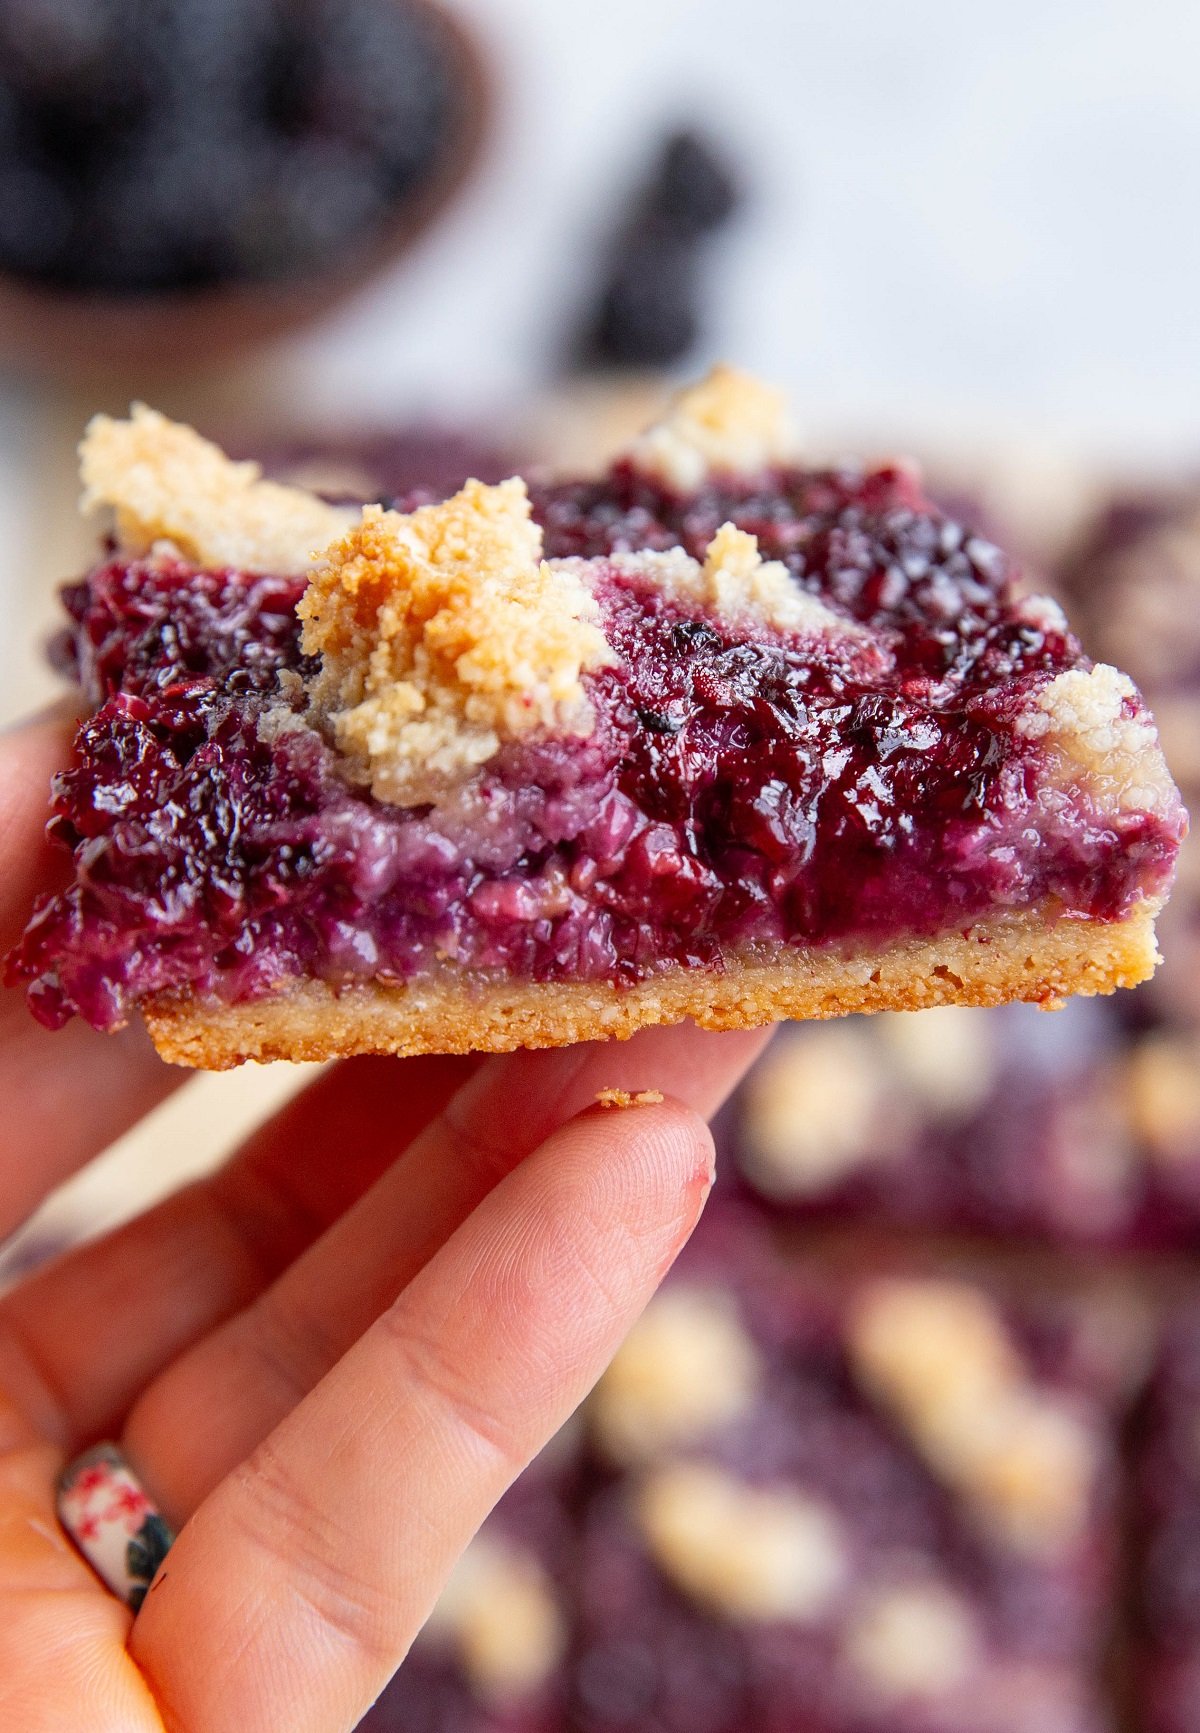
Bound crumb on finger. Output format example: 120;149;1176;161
595;1087;666;1109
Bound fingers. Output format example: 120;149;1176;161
0;709;184;1236
124;1023;769;1519
0;1007;183;1242
131;1099;713;1733
0;706;74;954
0;1055;477;1446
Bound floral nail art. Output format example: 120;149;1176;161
57;1443;174;1611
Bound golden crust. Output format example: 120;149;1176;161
143;900;1162;1069
80;404;353;575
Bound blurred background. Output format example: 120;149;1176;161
2;2;1200;1729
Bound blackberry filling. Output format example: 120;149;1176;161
5;372;1184;1061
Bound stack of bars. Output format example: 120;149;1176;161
360;478;1200;1733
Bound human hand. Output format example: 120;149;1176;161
0;710;770;1732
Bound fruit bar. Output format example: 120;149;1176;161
7;371;1183;1066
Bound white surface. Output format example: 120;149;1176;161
269;0;1200;453
0;0;1196;1213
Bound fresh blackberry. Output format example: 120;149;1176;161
297;0;457;190
0;0;120;103
644;129;742;236
566;126;744;372
76;118;271;291
0;157;72;275
578;235;700;368
233;138;392;281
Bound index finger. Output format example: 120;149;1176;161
0;705;74;954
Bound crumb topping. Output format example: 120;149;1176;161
297;479;615;806
622;364;797;491
848;1280;1097;1556
741;1025;890;1197
595;1087;666;1108
614;524;868;643
844;1578;980;1700
1014;593;1070;636
1018;664;1178;819
80;404;353;576
698;523;853;636
637;1463;847;1623
423;1535;566;1705
591;1286;761;1463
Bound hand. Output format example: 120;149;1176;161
0;710;769;1733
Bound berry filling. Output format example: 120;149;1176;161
7;462;1183;1033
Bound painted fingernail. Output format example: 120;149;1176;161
57;1443;174;1612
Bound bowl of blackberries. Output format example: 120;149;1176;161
0;0;489;371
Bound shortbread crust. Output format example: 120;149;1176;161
144;901;1161;1068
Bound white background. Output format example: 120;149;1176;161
290;0;1200;455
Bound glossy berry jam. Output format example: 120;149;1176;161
7;463;1183;1032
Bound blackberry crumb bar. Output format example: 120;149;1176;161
728;999;1200;1250
570;1208;1142;1733
7;371;1185;1067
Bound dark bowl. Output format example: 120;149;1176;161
0;0;491;380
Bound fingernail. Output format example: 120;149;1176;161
57;1443;175;1612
